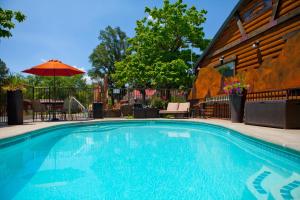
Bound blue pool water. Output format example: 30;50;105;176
0;121;300;200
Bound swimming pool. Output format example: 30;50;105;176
0;120;299;199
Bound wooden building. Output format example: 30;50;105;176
190;0;300;101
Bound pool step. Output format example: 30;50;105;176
247;166;300;200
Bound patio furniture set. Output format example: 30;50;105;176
32;97;89;121
103;102;191;119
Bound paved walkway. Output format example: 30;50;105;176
0;118;300;152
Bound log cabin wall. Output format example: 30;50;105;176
190;0;300;100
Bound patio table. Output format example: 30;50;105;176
39;99;64;120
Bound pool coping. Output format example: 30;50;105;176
0;118;300;153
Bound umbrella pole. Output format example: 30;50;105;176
52;71;59;121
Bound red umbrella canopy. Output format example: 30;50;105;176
22;59;85;76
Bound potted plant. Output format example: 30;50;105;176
147;96;166;118
223;75;248;123
2;75;26;125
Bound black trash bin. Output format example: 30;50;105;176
93;102;103;119
7;90;23;125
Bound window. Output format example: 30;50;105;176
217;61;235;77
242;0;272;22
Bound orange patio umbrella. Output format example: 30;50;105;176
22;59;85;89
22;59;85;120
22;59;85;76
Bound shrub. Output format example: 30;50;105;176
150;96;167;109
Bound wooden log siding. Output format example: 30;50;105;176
206;16;300;64
279;1;300;17
191;0;300;100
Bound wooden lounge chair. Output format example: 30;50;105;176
177;102;190;118
159;102;190;118
159;103;179;115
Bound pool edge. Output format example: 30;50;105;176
0;118;300;154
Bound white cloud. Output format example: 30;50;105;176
40;58;47;63
84;74;92;84
147;15;158;23
147;15;153;21
75;66;92;84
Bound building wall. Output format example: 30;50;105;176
191;0;300;100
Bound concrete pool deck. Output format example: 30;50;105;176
0;118;300;152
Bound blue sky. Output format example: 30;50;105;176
0;0;239;74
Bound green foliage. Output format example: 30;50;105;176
0;59;9;85
125;115;134;119
2;73;26;92
112;54;152;88
152;59;193;89
164;114;174;119
113;0;210;89
150;96;167;109
170;94;186;103
89;26;128;86
0;7;26;38
25;75;88;88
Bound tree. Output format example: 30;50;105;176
89;26;128;87
0;59;9;85
26;75;88;88
0;7;26;38
112;0;210;90
153;59;193;89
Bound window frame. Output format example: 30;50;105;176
214;56;237;78
242;0;273;23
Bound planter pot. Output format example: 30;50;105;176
104;109;121;118
229;91;246;123
133;108;145;118
7;90;23;125
145;108;159;118
93;102;103;119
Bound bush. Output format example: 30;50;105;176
170;95;186;103
150;96;167;109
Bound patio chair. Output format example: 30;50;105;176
177;102;190;118
159;102;190;118
159;103;179;115
32;100;48;121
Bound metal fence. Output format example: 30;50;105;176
246;88;300;101
0;86;189;124
194;95;230;119
106;88;187;108
28;86;97;121
0;89;7;124
28;87;187;121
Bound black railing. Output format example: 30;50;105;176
246;88;300;101
29;86;97;121
0;86;189;123
31;87;95;108
107;88;187;107
196;95;230;119
0;89;7;123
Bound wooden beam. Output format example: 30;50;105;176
235;12;248;40
277;7;300;24
270;0;281;23
209;8;300;58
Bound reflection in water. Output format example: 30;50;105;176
163;131;191;138
0;122;299;200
